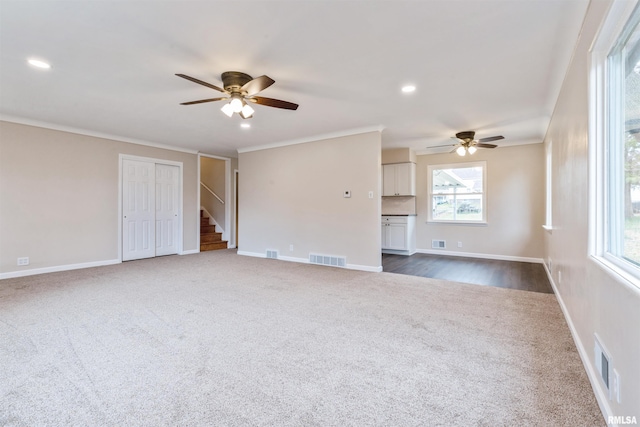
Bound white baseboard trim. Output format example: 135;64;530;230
237;251;383;273
181;249;200;255
0;259;121;280
415;248;544;264
276;254;307;263
542;263;612;424
347;264;383;273
237;250;267;259
382;249;416;256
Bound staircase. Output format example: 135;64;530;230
200;210;227;251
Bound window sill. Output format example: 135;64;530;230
542;225;553;234
589;255;640;295
427;221;488;227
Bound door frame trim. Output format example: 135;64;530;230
233;168;239;250
118;154;184;261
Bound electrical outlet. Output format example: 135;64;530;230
17;257;29;266
289;244;294;251
457;241;462;248
368;191;374;199
558;270;562;285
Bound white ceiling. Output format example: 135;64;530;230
0;0;589;158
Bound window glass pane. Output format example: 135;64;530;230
612;11;640;265
430;164;484;222
456;196;483;221
431;166;483;195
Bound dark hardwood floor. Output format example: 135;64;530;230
382;253;553;294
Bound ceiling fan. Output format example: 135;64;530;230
428;131;504;156
176;71;298;119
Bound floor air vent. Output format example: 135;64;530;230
266;250;279;259
309;253;346;268
432;240;446;249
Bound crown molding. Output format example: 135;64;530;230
0;114;198;155
236;125;385;154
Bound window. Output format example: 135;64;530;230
592;0;640;283
607;5;640;267
428;161;486;223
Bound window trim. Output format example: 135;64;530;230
427;161;487;225
589;0;640;288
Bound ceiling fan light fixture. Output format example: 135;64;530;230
468;146;477;154
230;96;244;113
241;103;254;118
221;103;234;117
456;146;467;156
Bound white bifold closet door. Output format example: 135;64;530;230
122;160;179;261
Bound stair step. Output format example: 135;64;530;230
201;225;218;233
200;217;210;226
201;241;228;251
201;233;222;243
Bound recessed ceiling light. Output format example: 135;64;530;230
401;85;416;93
240;123;251;129
27;59;51;69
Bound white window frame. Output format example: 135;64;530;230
590;0;640;288
427;161;487;225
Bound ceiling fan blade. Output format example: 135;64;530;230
428;144;457;149
176;74;226;93
250;96;299;110
180;97;228;105
242;75;275;96
475;143;498;148
449;147;459;153
477;135;504;143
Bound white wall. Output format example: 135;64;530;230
544;0;640;419
415;144;545;261
0;121;199;276
238;131;381;271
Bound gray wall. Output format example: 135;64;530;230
238;131;382;270
200;156;226;231
0;121;199;276
415;143;545;260
544;0;640;417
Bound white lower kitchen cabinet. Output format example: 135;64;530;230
381;216;416;255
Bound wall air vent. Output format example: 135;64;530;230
309;253;346;268
594;334;611;396
266;250;279;259
432;240;446;249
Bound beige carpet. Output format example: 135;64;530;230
0;250;603;426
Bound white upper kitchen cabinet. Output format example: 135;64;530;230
382;163;416;196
